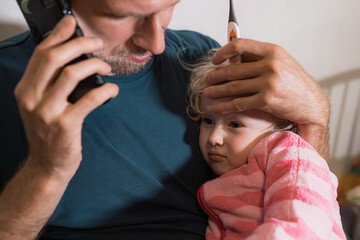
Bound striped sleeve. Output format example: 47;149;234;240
246;131;346;240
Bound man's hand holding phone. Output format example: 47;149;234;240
0;15;118;240
0;14;119;239
14;14;119;179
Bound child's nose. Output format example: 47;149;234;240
208;126;224;146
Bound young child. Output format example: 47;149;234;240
186;56;346;240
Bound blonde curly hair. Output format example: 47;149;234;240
184;50;226;121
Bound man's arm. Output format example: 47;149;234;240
0;15;118;239
203;38;330;159
297;123;329;160
0;159;72;240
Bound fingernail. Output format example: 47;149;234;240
203;88;209;96
211;54;217;64
206;74;211;83
60;15;72;26
207;71;214;84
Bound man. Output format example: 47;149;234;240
0;0;330;239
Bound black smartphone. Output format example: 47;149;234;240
16;0;106;103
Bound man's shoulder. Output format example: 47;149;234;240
0;31;31;49
0;31;34;57
165;29;220;49
164;29;220;64
0;31;35;75
0;31;35;98
0;31;35;73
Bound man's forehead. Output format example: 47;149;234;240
77;0;180;13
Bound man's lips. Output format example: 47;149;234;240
208;151;227;162
125;53;151;63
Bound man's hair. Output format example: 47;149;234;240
183;50;298;133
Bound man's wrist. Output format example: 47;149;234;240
26;154;78;182
298;123;330;160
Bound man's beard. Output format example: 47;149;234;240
94;44;152;76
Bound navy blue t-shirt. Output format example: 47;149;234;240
0;29;220;239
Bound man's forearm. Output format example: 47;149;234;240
298;85;330;161
298;124;330;161
0;158;72;240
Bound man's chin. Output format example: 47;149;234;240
102;56;152;76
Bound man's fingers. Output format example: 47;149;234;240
39;15;76;48
212;38;272;65
21;36;104;103
41;58;112;110
34;36;104;85
14;15;78;106
42;36;104;67
210;95;262;114
204;78;261;99
21;13;103;97
67;83;119;121
207;60;264;85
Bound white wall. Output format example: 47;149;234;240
170;0;360;80
1;0;360;176
0;0;28;39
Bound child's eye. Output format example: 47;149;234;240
229;122;242;128
201;118;213;125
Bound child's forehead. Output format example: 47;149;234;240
201;97;279;123
203;109;265;120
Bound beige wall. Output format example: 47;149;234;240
1;0;359;176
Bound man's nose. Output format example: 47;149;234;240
132;14;166;55
208;126;224;146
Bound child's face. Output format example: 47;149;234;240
199;97;278;176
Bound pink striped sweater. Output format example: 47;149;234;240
197;131;346;240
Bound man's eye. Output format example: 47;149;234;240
201;118;213;125
229;122;242;128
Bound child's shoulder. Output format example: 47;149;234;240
249;131;328;170
256;131;312;152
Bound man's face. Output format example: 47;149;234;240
71;0;179;76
